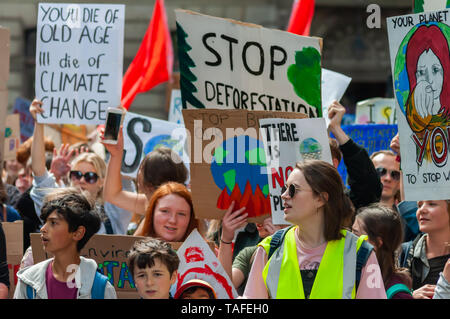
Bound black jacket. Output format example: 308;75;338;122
340;138;383;211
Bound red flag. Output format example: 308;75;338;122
286;0;315;36
121;0;173;110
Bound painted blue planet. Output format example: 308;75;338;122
299;137;322;160
144;134;184;156
210;135;270;217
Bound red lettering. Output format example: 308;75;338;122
411;131;429;166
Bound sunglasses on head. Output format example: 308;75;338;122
376;167;400;181
69;171;99;184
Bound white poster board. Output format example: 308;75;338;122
259;117;332;224
387;10;450;200
168;89;184;125
121;111;189;180
355;98;397;125
321;69;352;125
175;10;323;118
35;3;124;125
172;229;238;299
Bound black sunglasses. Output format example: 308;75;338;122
281;184;300;198
376;167;400;181
69;171;99;184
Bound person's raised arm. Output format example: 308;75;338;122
328;100;382;209
102;127;147;215
327;100;350;145
30;99;46;178
217;201;247;281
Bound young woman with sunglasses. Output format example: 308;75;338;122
27;99;132;235
243;160;386;299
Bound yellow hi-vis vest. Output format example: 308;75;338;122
259;227;368;299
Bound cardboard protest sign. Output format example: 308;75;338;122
355;98;397;125
168;89;184;125
3;114;21;162
0;27;9;90
2;221;23;299
31;232;215;299
172;228;237;299
121;111;189;179
175;10;323;117
259;118;332;224
414;0;450;13
35;3;124;125
330;124;398;189
321;69;352;125
182;109;306;223
387;10;450;200
12;97;34;143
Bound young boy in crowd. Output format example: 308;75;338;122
14;188;116;299
128;238;179;299
174;279;217;299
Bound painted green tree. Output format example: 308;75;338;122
413;0;424;13
287;47;322;117
176;22;205;109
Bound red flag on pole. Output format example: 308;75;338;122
121;0;173;110
286;0;315;36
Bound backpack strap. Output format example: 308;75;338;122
26;285;35;299
386;283;412;299
268;225;294;260
91;270;108;299
355;239;374;291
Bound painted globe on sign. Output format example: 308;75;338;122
299;137;322;160
210;135;270;217
144;134;184;156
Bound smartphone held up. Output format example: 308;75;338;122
103;107;124;144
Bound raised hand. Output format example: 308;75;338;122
29;98;44;122
221;201;248;244
100;125;124;157
50;143;75;181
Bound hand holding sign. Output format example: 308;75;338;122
29;99;44;122
221;201;248;243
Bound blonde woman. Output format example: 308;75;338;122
28;99;132;235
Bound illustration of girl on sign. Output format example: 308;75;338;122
403;24;450;166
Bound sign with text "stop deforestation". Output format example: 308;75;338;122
175;10;323;118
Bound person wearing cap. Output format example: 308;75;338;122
174;279;217;299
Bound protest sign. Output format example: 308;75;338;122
321;69;352;125
331;124;398;189
173;228;237;299
12;97;34;143
387;10;450;200
31;232;215;299
35;3;124;125
121;111;189;179
259;118;332;224
355;98;397;125
182;109;306;223
175;10;323;117
414;0;450;13
2;221;23;299
168;89;184;125
3;114;20;162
